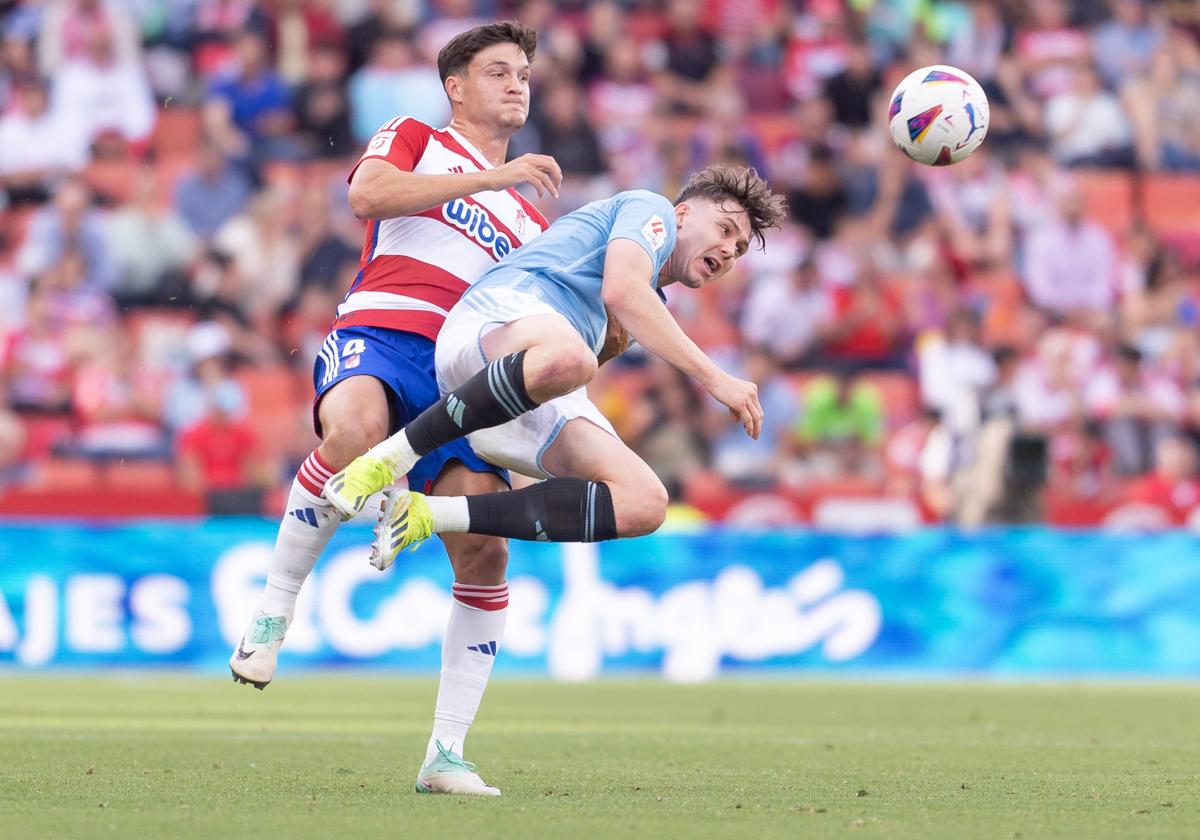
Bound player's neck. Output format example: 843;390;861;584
448;118;510;168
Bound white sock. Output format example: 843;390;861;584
258;451;341;622
367;430;419;477
426;581;509;763
425;495;469;533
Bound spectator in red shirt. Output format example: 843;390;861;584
821;262;906;371
1126;434;1200;518
177;384;269;512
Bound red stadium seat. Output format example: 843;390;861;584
101;460;177;491
236;366;302;416
151;108;201;158
83;159;139;204
19;414;73;459
1073;170;1134;235
31;458;100;490
1141;174;1200;236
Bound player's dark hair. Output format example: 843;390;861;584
675;164;788;250
437;21;537;83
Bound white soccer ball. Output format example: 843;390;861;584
887;64;989;166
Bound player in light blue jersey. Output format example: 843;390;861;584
326;165;787;567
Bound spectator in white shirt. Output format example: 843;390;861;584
0;77;88;204
1043;62;1135;167
739;258;832;367
52;26;155;149
917;308;997;424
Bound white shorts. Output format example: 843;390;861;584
436;286;618;480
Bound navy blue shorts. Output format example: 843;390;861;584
312;325;509;494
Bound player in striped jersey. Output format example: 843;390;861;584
230;22;561;797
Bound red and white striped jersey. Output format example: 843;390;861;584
337;116;550;339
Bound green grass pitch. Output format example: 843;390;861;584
1;676;1196;839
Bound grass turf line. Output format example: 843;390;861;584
1;677;1196;839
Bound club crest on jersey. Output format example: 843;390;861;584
642;215;667;252
515;208;529;236
443;199;512;259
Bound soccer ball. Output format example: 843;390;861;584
887;65;989;166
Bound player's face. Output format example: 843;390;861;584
455;43;532;132
674;198;751;289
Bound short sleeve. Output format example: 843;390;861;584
348;117;432;182
607;191;676;269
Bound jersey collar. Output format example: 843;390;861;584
443;126;495;171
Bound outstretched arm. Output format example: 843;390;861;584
601;238;762;438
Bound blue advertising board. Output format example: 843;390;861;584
1;522;1199;678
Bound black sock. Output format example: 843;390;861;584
466;478;618;542
405;351;539;457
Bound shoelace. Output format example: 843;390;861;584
249;616;287;645
435;740;477;772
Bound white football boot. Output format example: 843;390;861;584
415;741;501;796
229;613;289;690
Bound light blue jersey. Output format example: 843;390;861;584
462;190;677;354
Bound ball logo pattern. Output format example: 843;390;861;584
887;65;989;166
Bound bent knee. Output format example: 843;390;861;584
529;343;598;394
447;534;509;582
614;478;669;538
322;416;389;466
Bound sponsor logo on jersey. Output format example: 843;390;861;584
642;215;667;252
442;199;512;259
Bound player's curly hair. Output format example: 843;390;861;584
437;21;537;83
675;165;788;250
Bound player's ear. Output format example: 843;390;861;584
674;202;689;227
444;74;464;106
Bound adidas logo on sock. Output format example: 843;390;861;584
289;507;319;527
446;395;466;427
467;640;498;656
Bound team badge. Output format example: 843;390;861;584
515;208;528;237
642;215;667;252
344;354;361;369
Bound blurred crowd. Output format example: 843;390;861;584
0;0;1198;524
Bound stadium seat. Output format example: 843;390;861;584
31;457;100;490
236;366;303;417
101;460;177;492
1141;174;1200;236
151;108;201;158
19;415;73;459
748;113;801;152
974;269;1025;347
1073;169;1134;235
0;206;36;262
83;159;139;204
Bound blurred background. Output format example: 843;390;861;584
1;0;1199;679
